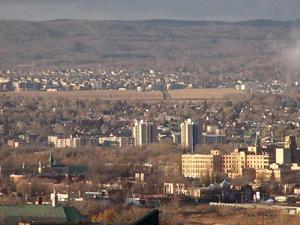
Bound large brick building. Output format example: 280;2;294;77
182;148;275;178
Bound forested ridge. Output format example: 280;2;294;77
0;19;296;78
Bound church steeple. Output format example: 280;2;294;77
255;132;260;148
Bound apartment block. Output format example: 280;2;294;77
181;119;203;153
132;119;157;146
182;150;222;178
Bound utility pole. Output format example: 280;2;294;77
261;212;264;225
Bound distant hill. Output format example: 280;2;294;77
137;19;230;26
233;19;292;27
141;19;298;27
0;19;295;75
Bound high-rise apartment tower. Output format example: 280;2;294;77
132;120;157;146
181;119;203;153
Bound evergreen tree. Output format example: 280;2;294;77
204;170;211;187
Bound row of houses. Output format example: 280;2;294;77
0;68;195;92
6;118;226;149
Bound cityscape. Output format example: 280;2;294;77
1;1;300;225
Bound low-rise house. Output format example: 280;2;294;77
164;182;186;195
202;133;227;145
99;135;127;147
50;191;111;206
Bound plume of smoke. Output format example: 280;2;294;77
282;29;300;73
271;28;300;86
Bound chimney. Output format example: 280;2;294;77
38;162;42;174
141;173;145;182
78;190;82;198
37;196;42;205
52;190;58;207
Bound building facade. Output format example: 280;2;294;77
182;150;222;178
132;120;157;146
181;119;203;153
284;136;297;163
182;149;274;178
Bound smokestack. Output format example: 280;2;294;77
141;173;144;182
79;190;82;198
52;190;58;207
38;162;42;174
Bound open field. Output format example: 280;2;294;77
0;88;246;101
168;88;245;100
0;90;164;101
182;205;289;225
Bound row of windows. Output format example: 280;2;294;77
183;169;212;173
183;162;267;169
223;161;241;164
183;164;213;168
183;161;268;165
182;155;269;163
223;156;242;159
182;160;213;164
182;157;213;160
183;166;269;174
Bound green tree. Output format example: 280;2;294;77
200;173;205;185
204;170;211;186
215;172;221;183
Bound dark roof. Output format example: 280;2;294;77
51;160;66;167
132;209;159;225
64;206;86;222
69;166;90;175
0;204;86;225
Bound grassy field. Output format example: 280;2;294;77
183;205;288;225
0;90;164;101
168;88;245;100
0;88;245;101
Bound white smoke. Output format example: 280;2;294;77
281;29;300;73
271;27;300;86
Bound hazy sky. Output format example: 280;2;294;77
0;0;299;22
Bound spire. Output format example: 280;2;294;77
22;161;27;169
255;132;260;148
52;190;58;207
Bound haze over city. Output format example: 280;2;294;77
0;0;300;22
